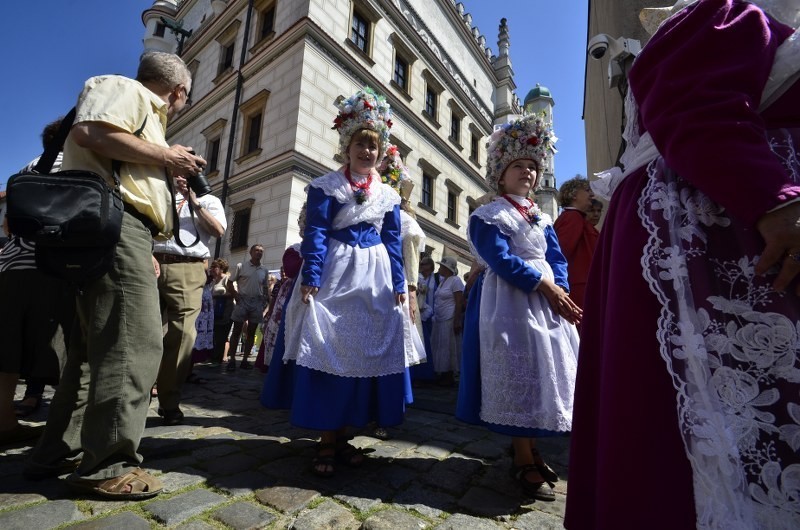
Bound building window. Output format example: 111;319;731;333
422;173;433;208
447;191;457;223
258;4;276;41
393;56;407;91
425;87;437;119
450;114;461;145
207;137;221;173
219;41;235;75
470;133;479;162
245;113;262;154
214;20;241;82
350;10;369;53
237;89;270;162
230;206;252;250
154;22;166;38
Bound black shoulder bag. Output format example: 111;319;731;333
5;108;145;284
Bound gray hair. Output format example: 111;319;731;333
136;51;191;92
558;176;591;207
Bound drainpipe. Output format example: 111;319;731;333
216;0;255;259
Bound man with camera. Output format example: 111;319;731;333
153;170;226;426
25;51;205;499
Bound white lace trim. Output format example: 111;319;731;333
308;170;400;233
638;144;800;528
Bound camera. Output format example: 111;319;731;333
587;34;609;59
187;150;212;197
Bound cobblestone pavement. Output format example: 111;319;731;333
1;361;570;529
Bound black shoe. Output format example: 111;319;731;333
226;360;237;372
157;408;184;426
15;395;42;418
239;360;252;370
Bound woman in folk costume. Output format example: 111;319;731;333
456;113;582;502
378;146;427;377
282;88;407;477
565;1;800;528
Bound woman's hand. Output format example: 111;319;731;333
756;202;800;294
408;290;418;324
301;285;319;304
395;292;406;306
538;278;582;325
453;317;463;335
152;256;161;278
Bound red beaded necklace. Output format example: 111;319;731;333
344;166;372;204
502;194;539;224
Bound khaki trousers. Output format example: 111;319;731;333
156;261;206;411
28;212;162;479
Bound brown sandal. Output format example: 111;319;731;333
66;468;163;499
312;442;337;477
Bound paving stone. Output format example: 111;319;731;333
393;487;456;519
333;479;392;512
512;508;566;529
362;508;428;530
255;485;320;514
204;453;261;476
291;499;360;530
144;454;198;473
0;492;46;509
208;469;274;497
367;442;408;459
420;466;473;495
144;489;227;525
371;464;416;489
69;511;151;529
461;439;507;459
458;486;521;517
433;513;504;529
191;442;240;459
243;439;294;461
212;501;276;529
159;466;209;492
82;498;135;516
522;492;567;519
258;455;309;479
0;499;83;529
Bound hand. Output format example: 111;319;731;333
152;256;161;278
453;318;463;335
538;278;582;325
301;285;318;304
165;145;206;176
756;202;800;294
408;291;418;324
395;292;406;306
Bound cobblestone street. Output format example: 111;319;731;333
1;363;569;529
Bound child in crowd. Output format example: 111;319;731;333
280;88;407;477
456;114;581;501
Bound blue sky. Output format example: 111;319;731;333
0;0;588;190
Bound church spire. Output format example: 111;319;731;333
493;18;517;123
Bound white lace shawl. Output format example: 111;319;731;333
308;170;400;233
468;198;553;269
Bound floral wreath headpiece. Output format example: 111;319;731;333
378;144;413;197
486;112;557;192
332;87;393;156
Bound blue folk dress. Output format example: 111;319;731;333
279;170;408;430
456;196;579;437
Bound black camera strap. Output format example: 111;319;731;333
164;168;201;248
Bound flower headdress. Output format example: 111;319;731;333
379;144;415;205
332;87;393;156
486;112;557;192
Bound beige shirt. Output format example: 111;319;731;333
61;75;172;236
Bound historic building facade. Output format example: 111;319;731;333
142;0;552;272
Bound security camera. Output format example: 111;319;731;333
588;34;609;59
588;34;641;62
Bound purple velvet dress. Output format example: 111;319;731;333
566;2;800;528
